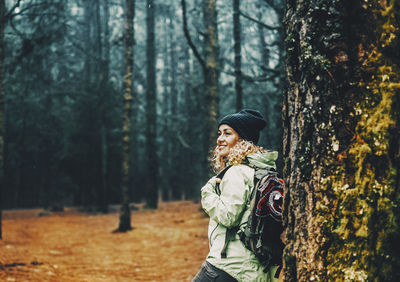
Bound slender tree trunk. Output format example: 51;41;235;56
181;0;220;180
99;121;108;212
168;3;181;199
0;0;5;239
83;1;93;86
256;9;269;74
283;0;400;280
97;0;111;213
256;1;285;170
117;0;135;232
93;0;101;86
182;44;194;200
18;117;27;207
160;24;170;201
169;8;177;124
145;0;158;209
81;0;95;208
233;0;242;111
256;8;273;149
93;0;108;213
129;2;139;201
102;0;110;82
202;0;219;175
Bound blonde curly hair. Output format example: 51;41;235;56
210;139;267;172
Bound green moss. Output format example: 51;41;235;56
323;1;400;280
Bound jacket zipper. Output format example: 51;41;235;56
209;223;219;247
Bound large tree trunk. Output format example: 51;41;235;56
117;0;135;232
145;0;158;209
0;0;5;239
283;0;400;280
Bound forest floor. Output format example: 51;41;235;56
0;201;209;281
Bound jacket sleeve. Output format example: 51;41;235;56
201;165;252;228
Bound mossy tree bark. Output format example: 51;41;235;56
117;0;135;232
283;0;400;280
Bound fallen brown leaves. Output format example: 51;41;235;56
0;201;209;281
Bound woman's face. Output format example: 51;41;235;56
217;124;239;157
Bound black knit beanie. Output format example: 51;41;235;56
218;109;267;145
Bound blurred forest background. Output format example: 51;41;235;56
0;0;284;211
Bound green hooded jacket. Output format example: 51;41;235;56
201;151;279;282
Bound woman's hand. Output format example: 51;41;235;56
205;177;222;191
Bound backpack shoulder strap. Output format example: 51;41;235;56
215;165;232;196
216;165;232;179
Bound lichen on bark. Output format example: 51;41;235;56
283;0;400;281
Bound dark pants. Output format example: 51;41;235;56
192;261;238;282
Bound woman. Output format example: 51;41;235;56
193;109;279;282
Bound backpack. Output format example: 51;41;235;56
216;164;285;275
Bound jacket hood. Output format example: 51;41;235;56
246;151;278;171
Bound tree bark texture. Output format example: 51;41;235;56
118;0;135;232
283;0;400;281
145;0;158;209
203;0;219;161
0;0;5;239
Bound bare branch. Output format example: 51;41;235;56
239;10;280;30
4;0;22;20
6;2;48;21
181;0;205;70
9;15;26;39
177;133;191;149
222;69;279;82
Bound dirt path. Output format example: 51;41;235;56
0;201;209;281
